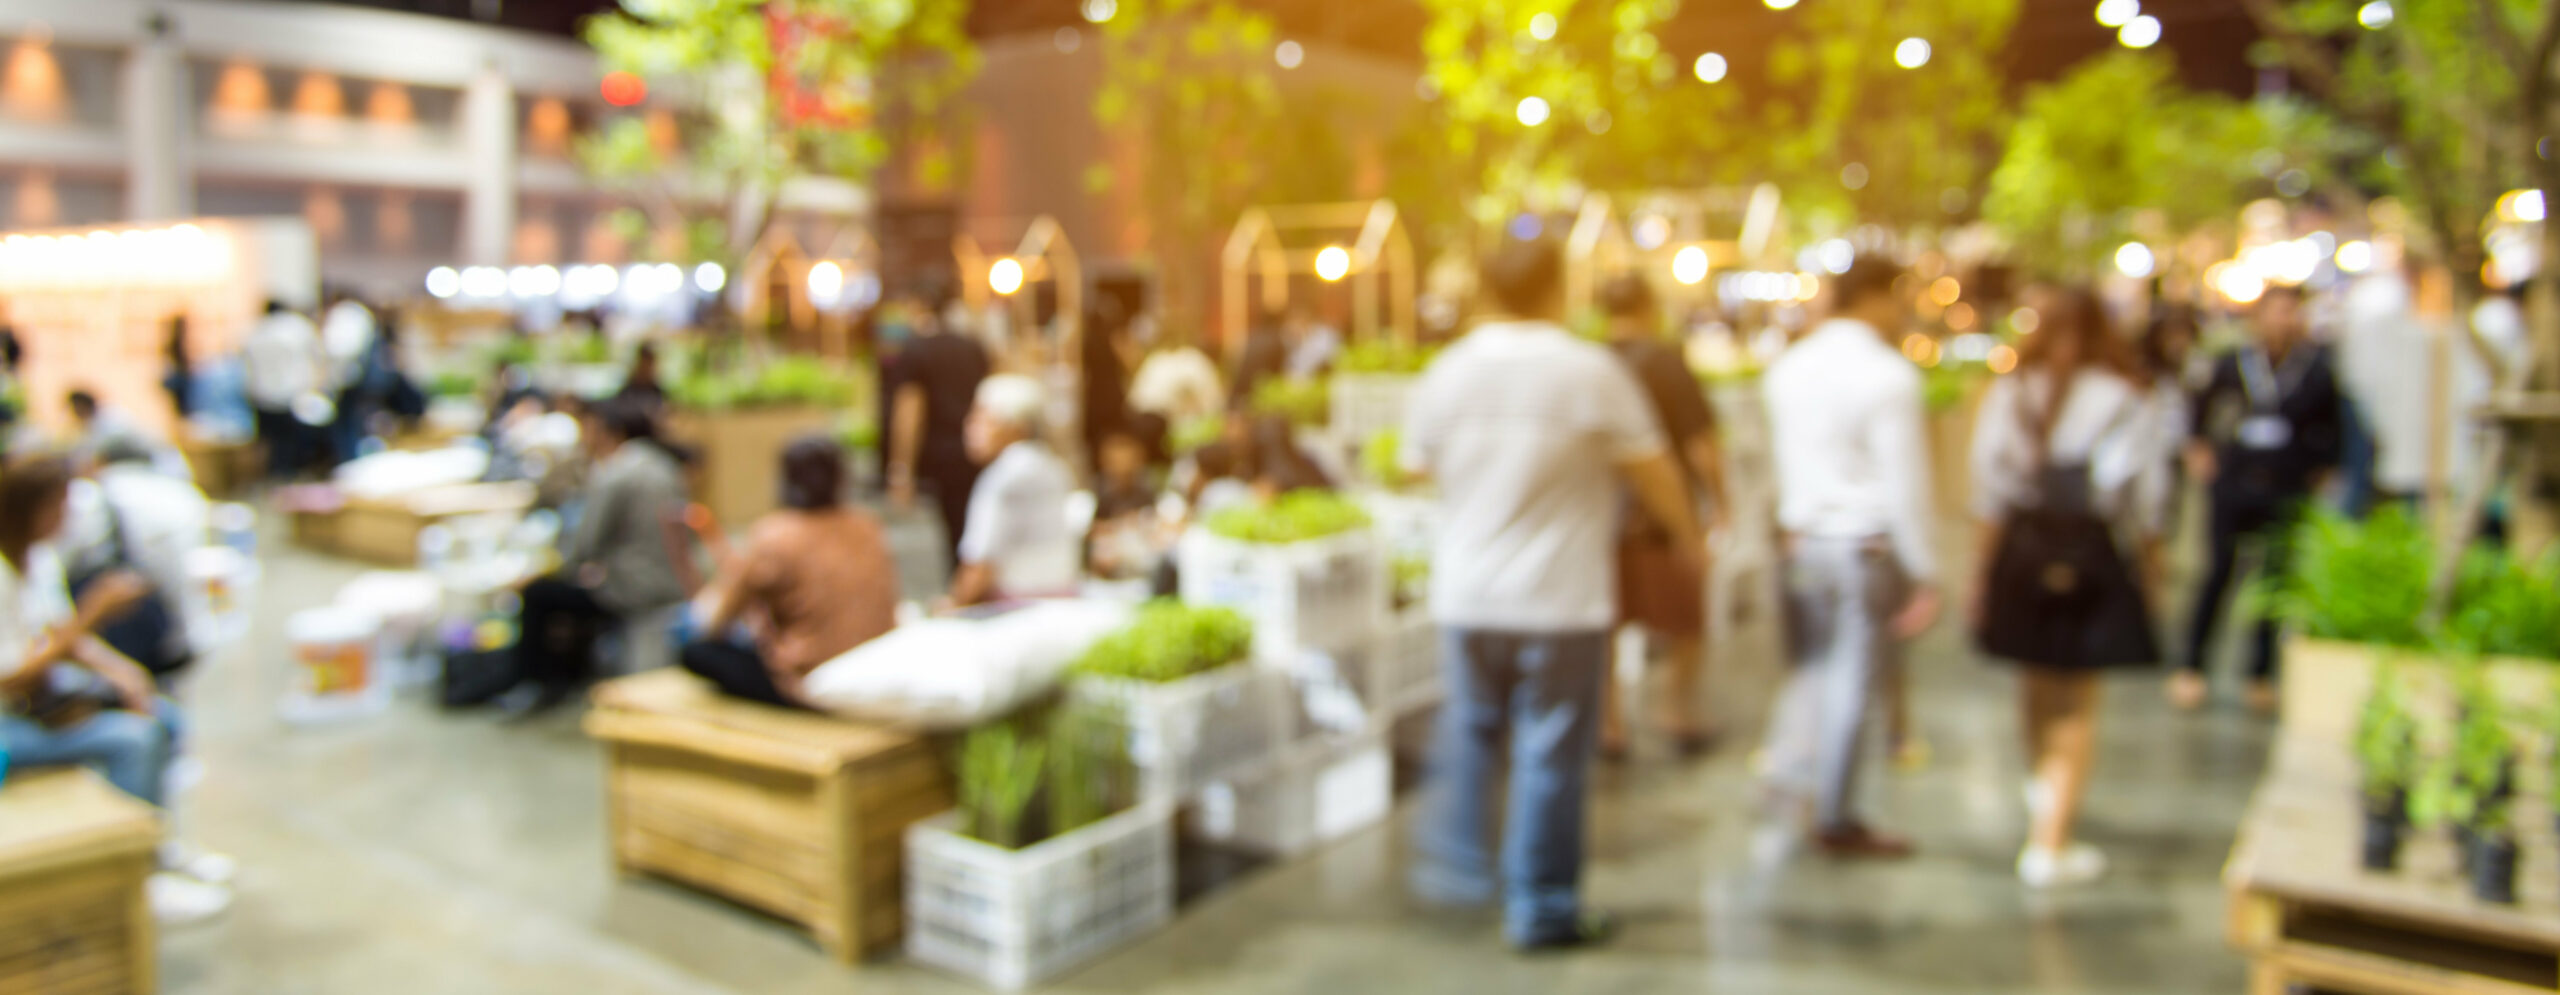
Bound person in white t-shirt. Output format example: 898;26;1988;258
946;374;1080;606
1400;234;1701;952
241;299;323;479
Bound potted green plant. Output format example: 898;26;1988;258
2354;661;2418;871
2447;672;2516;887
2471;787;2521;905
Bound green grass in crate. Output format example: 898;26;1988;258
1204;489;1370;544
1069;600;1254;684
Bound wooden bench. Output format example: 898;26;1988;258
0;770;164;995
583;669;951;963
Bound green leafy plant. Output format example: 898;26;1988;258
670;355;862;410
2447;664;2516;838
1390;553;1430;610
1922;363;1986;413
2263;506;2436;650
838;419;879;454
1250;376;1330;428
1204;489;1372;544
1069;600;1255;684
1336;340;1438;376
2446;550;2560;661
957;719;1046;849
1361;430;1419;491
484;336;538;370
2355;661;2418;814
1045;699;1130;839
427;371;482;399
1168;414;1225;457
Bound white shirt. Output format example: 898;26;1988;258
1128;347;1226;422
243;311;322;409
0;543;75;668
321;300;378;391
958;441;1081;598
1968;368;2167;537
1402;320;1664;632
1762;319;1937;581
63;468;213;654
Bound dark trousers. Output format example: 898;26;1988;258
254;406;302;478
516;577;616;691
678;637;798;709
924;461;980;575
2183;495;2296;681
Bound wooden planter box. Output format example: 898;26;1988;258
178;433;262;499
291;482;535;567
584;669;952;963
2278;638;2556;748
0;770;163;995
666;406;837;528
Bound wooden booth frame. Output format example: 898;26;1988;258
955;215;1080;375
1221;199;1416;356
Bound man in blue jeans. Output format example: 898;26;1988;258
1400;234;1704;950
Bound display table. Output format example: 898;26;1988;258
0;770;164;995
583;669;950;963
2228;641;2560;994
290;482;535;566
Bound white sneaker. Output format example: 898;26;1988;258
2017;844;2107;888
149;872;233;925
161;842;238;886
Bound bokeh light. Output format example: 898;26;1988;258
1673;246;1710;285
2358;1;2394;29
1516;96;1550;126
1315;246;1351;282
1895;38;1932;69
2118;15;2162;48
2114;242;2156;279
989;257;1025;295
2095;0;2140;27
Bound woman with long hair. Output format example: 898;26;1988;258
1967;287;2168;888
0;455;234;921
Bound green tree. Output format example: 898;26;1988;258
1984;51;2332;278
579;0;978;269
1758;0;2018;233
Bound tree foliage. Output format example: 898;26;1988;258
1756;0;2017;231
1985;52;2324;277
1089;0;1363;335
578;0;978;266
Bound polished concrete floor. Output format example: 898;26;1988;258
156;505;2273;994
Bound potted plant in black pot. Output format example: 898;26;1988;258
2471;788;2521;905
2354;662;2418;871
2448;674;2516;892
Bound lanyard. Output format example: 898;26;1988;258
2238;346;2308;412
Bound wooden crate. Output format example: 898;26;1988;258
583;669;951;963
177;434;261;499
0;770;164;995
664;406;837;529
294;482;535;566
2228;710;2560;993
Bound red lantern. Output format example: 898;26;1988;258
600;71;646;107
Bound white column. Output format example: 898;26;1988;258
121;20;192;221
460;65;517;266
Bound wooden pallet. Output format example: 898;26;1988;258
584;670;951;963
2228;732;2560;995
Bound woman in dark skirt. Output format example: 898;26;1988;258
1967;287;2168;889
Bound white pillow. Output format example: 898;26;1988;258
799;599;1133;728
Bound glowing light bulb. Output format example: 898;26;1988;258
989;257;1025;296
1315;245;1351;282
1672;246;1710;286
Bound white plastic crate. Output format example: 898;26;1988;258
1070;665;1288;803
905;805;1175;991
1330;373;1417;455
1270;642;1390;741
1177;528;1383;661
1189;729;1392;857
1380;609;1441;715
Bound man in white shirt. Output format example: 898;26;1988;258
1401;235;1701;951
241;299;322;479
320;291;379;469
1759;256;1940;859
948;374;1080;606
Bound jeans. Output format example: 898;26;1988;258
1763;538;1905;832
1411;627;1607;944
0;698;182;806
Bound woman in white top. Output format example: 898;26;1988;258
1967;287;2169;889
0;455;233;921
